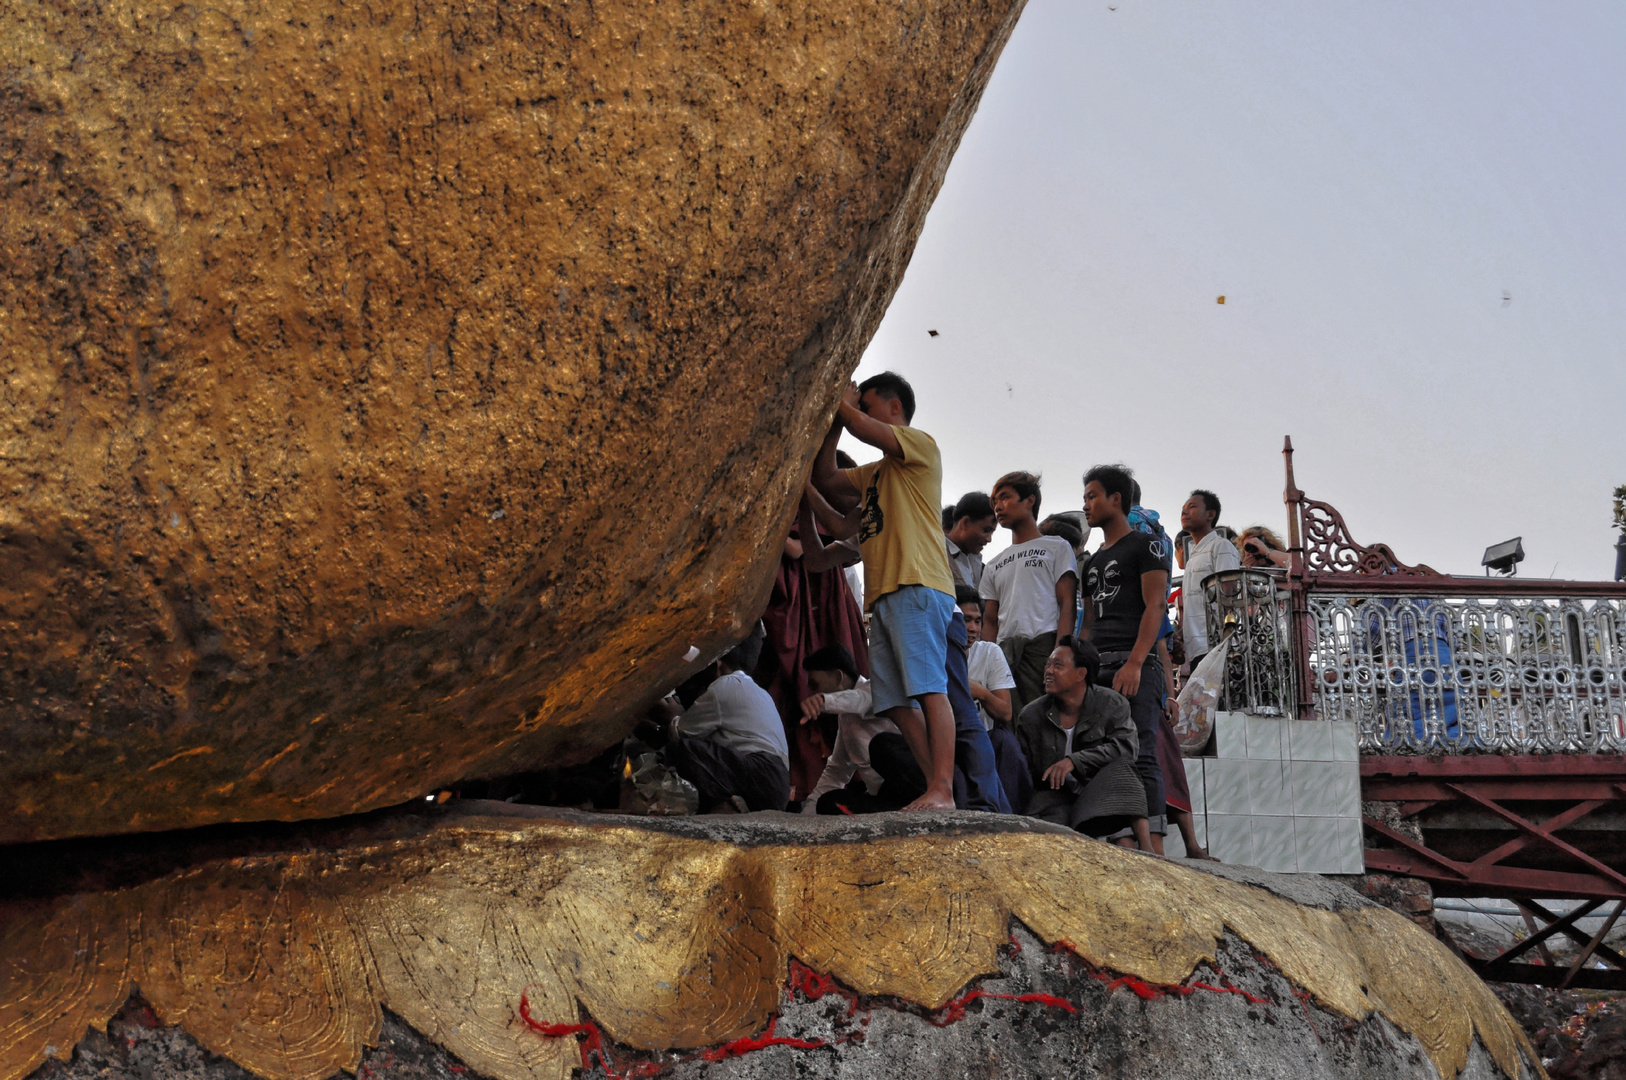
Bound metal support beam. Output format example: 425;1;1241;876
1561;900;1626;990
1466;799;1607;874
1518;899;1626;971
1446;784;1626;894
1359;753;1626;986
1481;901;1604;970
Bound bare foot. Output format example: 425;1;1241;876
1189;848;1221;862
902;790;956;812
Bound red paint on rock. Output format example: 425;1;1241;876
928;988;1078;1027
518;949;1279;1076
788;958;859;1015
698;1017;826;1062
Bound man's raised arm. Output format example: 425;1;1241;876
797;491;864;561
803;482;862;542
835;381;904;459
810;413;860;511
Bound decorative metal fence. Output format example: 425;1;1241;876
1209;437;1626;755
1202;568;1297;716
1306;591;1626;753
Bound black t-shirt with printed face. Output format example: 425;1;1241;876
1082;530;1168;654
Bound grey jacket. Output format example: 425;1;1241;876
1014;687;1137;788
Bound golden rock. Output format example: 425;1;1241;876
0;0;1025;842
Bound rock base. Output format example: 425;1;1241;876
30;927;1519;1080
1;806;1538;1080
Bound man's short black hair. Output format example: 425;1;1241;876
942;505;957;531
954;584;983;610
993;470;1043;518
856;371;916;423
1055;634;1101;686
1083;464;1134;517
1039;514;1083;551
1130;479;1143;507
1191;489;1221;525
803;643;859;683
952;490;995;525
721;622;765;674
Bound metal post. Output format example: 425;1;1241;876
1283;437;1316;720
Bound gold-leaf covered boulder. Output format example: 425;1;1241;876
0;808;1538;1080
0;0;1025;843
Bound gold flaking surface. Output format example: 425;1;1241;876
0;818;1537;1080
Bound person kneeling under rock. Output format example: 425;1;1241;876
661;624;791;813
1015;636;1148;839
797;644;904;814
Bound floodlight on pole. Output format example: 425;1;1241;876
1482;537;1524;577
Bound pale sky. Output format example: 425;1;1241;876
848;1;1626;580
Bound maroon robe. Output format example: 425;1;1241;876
753;538;869;803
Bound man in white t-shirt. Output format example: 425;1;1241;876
978;471;1078;713
952;586;1016;729
661;624;791;812
1177;489;1242;670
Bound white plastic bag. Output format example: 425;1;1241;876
1174;635;1229;755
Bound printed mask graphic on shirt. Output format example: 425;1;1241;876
1088;560;1122;614
858;477;884;542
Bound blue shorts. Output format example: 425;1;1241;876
868;585;954;713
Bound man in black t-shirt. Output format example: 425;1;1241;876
1079;463;1168;852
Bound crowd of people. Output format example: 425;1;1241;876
638;371;1291;855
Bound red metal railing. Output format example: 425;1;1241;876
1276;438;1626;989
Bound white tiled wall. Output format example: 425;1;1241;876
1169;713;1363;874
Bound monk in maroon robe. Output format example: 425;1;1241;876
753;495;868;803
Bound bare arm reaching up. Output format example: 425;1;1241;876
795;494;862;571
834;381;903;459
802;481;863;542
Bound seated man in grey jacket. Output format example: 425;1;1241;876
1014;636;1148;843
662;624;791;812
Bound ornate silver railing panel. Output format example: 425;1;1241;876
1203;568;1297;716
1305;593;1626;753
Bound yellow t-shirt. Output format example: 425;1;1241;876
840;425;956;610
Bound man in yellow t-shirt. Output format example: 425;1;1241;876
809;372;960;811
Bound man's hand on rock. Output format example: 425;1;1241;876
841;380;861;414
